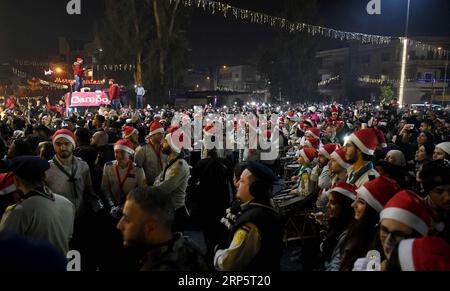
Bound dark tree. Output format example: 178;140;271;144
257;0;320;103
99;0;189;104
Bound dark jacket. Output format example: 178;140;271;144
230;203;283;271
140;233;207;271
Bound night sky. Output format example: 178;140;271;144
1;0;449;67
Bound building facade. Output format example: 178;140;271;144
316;37;450;104
217;65;267;92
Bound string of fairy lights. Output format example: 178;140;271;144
175;0;449;56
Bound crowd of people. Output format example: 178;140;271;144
0;97;448;271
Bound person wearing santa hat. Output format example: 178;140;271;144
378;191;433;267
314;144;342;210
322;182;357;271
135;121;166;185
122;125;139;148
46;129;102;217
108;79;121;110
290;148;318;197
101;139;146;219
353;189;435;271
344;128;380;187
151;126;190;230
329;147;351;187
325;105;344;130
386;236;450;271
73;57;85;92
45;129;103;269
339;176;401;271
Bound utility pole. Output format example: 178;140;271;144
443;53;449;106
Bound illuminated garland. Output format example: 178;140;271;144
175;0;449;54
357;76;415;84
96;64;136;72
319;75;340;86
11;67;68;90
407;38;449;57
176;0;391;45
15;60;50;67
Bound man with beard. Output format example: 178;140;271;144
344;128;380;187
45;129;104;270
117;187;207;271
313;144;342;211
135;121;166;185
151;127;189;230
321;125;339;145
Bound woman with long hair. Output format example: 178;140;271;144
339;176;401;271
321;182;357;271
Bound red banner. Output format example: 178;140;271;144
66;92;111;107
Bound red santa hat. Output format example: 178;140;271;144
114;139;135;155
318;144;341;160
52;129;77;148
122;125;138;139
328;182;357;201
286;111;295;119
331;105;338;113
330;148;351;169
356;176;401;213
149;121;164;136
0;172;16;196
380;190;434;236
305;137;320;149
306;127;321;139
277;117;285;124
398;237;450;271
374;128;387;148
299;148;318;164
346;128;379;156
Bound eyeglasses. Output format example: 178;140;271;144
378;224;415;243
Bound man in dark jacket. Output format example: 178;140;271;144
187;149;233;267
117;187;207;271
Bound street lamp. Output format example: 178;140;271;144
441;48;449;106
398;0;411;106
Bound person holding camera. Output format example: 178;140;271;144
214;161;283;271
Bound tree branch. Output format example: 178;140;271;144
168;0;180;39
